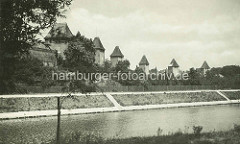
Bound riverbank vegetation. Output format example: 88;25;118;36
113;92;226;106
6;125;240;144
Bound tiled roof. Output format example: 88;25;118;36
201;61;210;69
170;58;179;67
44;23;74;39
139;55;149;65
93;37;105;51
110;46;124;58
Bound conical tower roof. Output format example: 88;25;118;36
201;61;210;69
93;37;105;51
170;58;179;67
76;31;81;37
44;23;74;40
110;46;124;58
139;55;149;66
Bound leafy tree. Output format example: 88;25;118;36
0;0;72;94
115;60;130;72
188;68;201;85
220;65;240;77
63;35;97;93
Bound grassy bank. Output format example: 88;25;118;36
112;92;227;106
8;125;240;144
221;91;240;100
0;95;113;113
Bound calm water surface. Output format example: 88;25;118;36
0;104;240;143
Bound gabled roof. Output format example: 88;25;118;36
110;46;124;58
201;61;210;69
93;37;105;51
139;55;149;66
44;23;74;40
170;58;179;67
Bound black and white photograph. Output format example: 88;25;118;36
0;0;240;144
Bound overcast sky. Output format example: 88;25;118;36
41;0;240;70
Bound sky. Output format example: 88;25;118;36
40;0;240;70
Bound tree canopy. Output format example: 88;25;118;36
0;0;72;94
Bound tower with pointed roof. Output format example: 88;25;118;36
139;55;149;74
93;37;105;65
110;46;124;67
168;58;181;76
44;23;74;58
197;61;210;76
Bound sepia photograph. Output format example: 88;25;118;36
0;0;240;144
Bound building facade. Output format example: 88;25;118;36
29;43;57;67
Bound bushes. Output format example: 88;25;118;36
193;126;203;136
233;124;240;133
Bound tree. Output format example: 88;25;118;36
115;60;130;72
0;0;72;94
188;68;201;85
63;35;97;93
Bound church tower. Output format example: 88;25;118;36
110;46;124;67
93;37;105;65
139;55;149;75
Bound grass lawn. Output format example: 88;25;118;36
0;95;113;113
221;91;240;100
112;92;226;106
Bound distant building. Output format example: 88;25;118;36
44;23;105;65
139;55;149;75
110;46;124;67
197;61;210;76
44;23;74;59
93;37;105;65
168;58;181;76
29;43;57;67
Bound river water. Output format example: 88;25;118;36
0;104;240;143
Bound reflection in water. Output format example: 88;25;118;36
0;104;240;143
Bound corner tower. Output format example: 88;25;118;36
93;37;105;65
44;23;74;59
139;55;149;75
110;46;124;67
